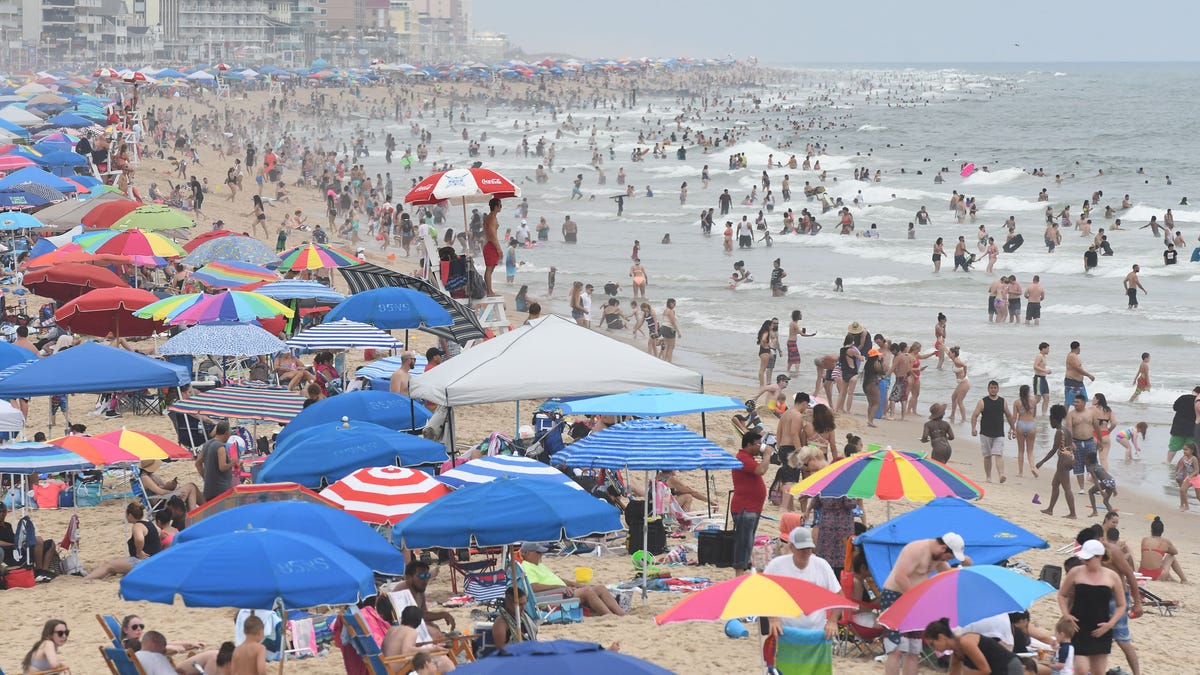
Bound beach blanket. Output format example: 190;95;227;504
640;577;714;593
764;627;832;675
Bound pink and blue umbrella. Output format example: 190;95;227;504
877;565;1055;632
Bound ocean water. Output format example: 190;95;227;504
361;63;1199;494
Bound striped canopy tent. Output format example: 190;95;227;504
157;323;288;358
338;262;486;345
167;383;304;423
437;455;582;491
319;465;451;525
285;318;403;351
0;442;96;473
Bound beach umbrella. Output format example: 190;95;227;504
33;150;88;170
183;235;278;266
339;262;487;345
168;384;304;423
258;421;448;487
0;211;42;230
187;482;335;524
791;446;984;504
94;67;119;79
45;112;94;128
654;574;855;625
455;640;676;675
323;287;452;329
392;477;622;549
285;318;403;351
402;167;521;206
0;341;38;370
22;262;129;302
174;501;405;574
111;204;194;231
275;391;432;444
877;565;1056;632
319;465;451;525
74;228;186;259
94;429;192;460
9;181;68;202
32;192;122;229
157;323;287;358
551;419;743;472
182;229;243;252
277;242;359;272
48;435;139;466
353;354;426;380
253;279;345;303
0;442;94;473
190;261;278;289
0;155;36;170
22;242;132;269
120;527;375;609
0;188;49;210
80;199;140;228
53;287;164;338
558;387;744;417
437;455;582;491
136;290;292;325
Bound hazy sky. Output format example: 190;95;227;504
472;1;1197;63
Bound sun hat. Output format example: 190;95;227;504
929;403;947;419
847;321;865;334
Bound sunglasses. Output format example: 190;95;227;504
129;624;145;631
55;629;70;637
416;572;431;580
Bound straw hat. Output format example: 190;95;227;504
929;403;947;420
846;321;865;335
139;459;163;473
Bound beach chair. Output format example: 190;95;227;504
284;617;318;658
511;561;584;626
384;589;476;664
340;607;423;675
96;613;123;648
1139;586;1180;616
0;666;70;675
448;553;499;595
834;570;883;658
128;467;168;515
98;646;147;675
168;411;207;452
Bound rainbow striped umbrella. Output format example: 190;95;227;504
877;565;1055;631
191;261;278;289
277;243;359;272
135;291;293;326
49;435;140;466
655;573;855;625
74;228;186;258
95;429;193;460
790;446;983;502
0;442;95;473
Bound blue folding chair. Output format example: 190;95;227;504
96;613;123;648
100;646;148;675
339;607;413;675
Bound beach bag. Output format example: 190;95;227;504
3;567;35;588
56;487;74;508
61;549;83;576
74;481;101;507
3;486;25;509
463;570;508;603
751;536;774;572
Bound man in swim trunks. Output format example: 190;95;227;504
953;236;969;272
562;215;578;243
786;310;815;376
1065;394;1101;491
1064;340;1094;407
971;380;1014;483
1032;342;1051;415
1123;264;1146;309
1130;352;1151;402
1024;275;1045;326
481;197;502;296
882;533;970;675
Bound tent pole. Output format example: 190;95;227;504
277;602;288;675
642;470;649;604
514;401;519;439
446;406;456;464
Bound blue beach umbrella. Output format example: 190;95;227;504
392;477;622;548
285;318;403;351
0;189;49;210
45;112;94;128
0;341;38;370
33;150;88;168
182;236;280;267
275;390;433;444
120;527;375;609
253;279;346;302
455;639;677;675
437;454;582;491
173;501;405;575
258;420;447;487
551;419;743;471
324;287;452;329
0;211;43;230
558;387;744;417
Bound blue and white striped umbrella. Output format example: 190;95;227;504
286;319;403;350
551;419;743;471
437;455;582;490
355;354;426;379
254;280;346;303
0;442;96;473
157;323;288;357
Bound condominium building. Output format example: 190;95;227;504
161;0;271;60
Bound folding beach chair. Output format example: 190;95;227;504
384;589;476;664
340;607;425;675
1140;586;1180;616
96;613;122;649
448;553;498;595
99;646;147;675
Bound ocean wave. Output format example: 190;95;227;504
1042;303;1112;316
982;196;1045;212
1120;204;1200;223
960;167;1028;186
857;124;889;132
1053;72;1068;77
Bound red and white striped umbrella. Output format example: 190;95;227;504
94;67;119;79
403;167;521;206
215;63;231;72
319;466;451;525
123;71;149;83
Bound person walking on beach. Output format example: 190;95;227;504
1130;352;1151;401
481;197;502;297
1012;384;1039;478
786;310;815;376
1166;387;1200;465
1033;342;1052;415
731;431;770;573
1066;394;1101;492
1064;341;1094;407
1037;404;1077;518
971;380;1014;483
882;534;970;675
1123;264;1146;309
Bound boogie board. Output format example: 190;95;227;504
1002;234;1024;253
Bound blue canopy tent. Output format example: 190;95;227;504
353;354;427;392
275;390;432;444
0;342;190;398
0;167;78;193
0;341;38;370
45;112;95;128
257;420;447;488
855;497;1048;584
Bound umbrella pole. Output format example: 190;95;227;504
509;544;524;642
704;470;713;519
642;471;649;605
447;407;457;464
277;600;288;675
514;401;519;439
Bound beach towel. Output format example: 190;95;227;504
764;627;832;675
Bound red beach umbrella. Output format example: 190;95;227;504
53;287;164;338
22;262;129;303
402;167;521;206
319;466;451;525
81;199;142;228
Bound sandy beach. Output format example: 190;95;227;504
2;70;1197;675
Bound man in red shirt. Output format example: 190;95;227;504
731;430;771;572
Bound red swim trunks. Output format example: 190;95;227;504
483;241;501;266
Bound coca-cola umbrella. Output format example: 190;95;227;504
54;287;164;338
403;167;521;251
23;263;129;303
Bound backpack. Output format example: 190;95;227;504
14;515;36;565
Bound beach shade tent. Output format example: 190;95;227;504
22;263;129;302
277;242;359;273
319;465;451;525
45;112;94;128
257;420;448;487
174;501;406;574
285;318;403;351
182;229;243;252
353;353;427;390
877;565;1056;632
0;342;189;399
157;323;288;358
80;199;141;228
30;192;124;229
0;441;94;473
168;384;304;424
437;454;582;491
339;262;487;345
94;429;192;460
52;287;164;338
855;497;1047;585
275;391;433;445
111;204;195;231
392;476;622;549
0;167;79;193
0;340;38;370
252;279;346;303
454;640;677;675
551;420;742;472
190;261;278;289
187;482;335;524
182;236;279;267
558;387;744;417
324;287;452;332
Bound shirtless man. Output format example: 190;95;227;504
1033;342;1052;414
886;347;913;420
786;310;815;376
1065;394;1101;491
1064;340;1094;408
986;278;1003;322
953;236;969;271
775;392;811;478
882;533;971;675
754;374;790;413
481;197;502;297
813;354;836;404
1130;352;1151;402
1006;276;1022;323
1024;274;1045;326
1123;264;1146;309
388;351;417;397
562;215;578;243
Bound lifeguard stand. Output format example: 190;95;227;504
475;296;509;335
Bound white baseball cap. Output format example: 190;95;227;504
941;532;966;560
1076;539;1106;560
788;527;815;550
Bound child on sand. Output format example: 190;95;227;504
1036;404;1077;519
1174;441;1199;511
231;616;266;675
1085;452;1116;517
1050;616;1076;674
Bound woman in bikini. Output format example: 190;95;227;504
933;312;947;369
948;346;970;423
629;260;648;299
1138;516;1187;582
756;320;773;387
1090;393;1116;468
932;238;945;273
1012;384;1039;478
834;335;862;415
904;342;937;418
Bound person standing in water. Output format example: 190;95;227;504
786;310;815;376
1130;352;1151;402
481;197;502;297
1123;264;1146;309
629;259;648;299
